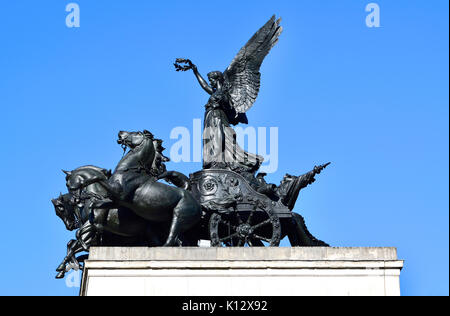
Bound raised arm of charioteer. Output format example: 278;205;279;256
277;162;331;210
299;162;332;188
174;58;214;95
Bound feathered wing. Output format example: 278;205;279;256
224;15;282;114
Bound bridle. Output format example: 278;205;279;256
120;132;152;154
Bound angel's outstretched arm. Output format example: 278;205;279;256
191;64;214;95
175;58;214;95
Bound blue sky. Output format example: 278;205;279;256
0;1;448;296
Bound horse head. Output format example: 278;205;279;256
52;193;79;231
65;170;85;193
63;166;111;197
116;130;156;172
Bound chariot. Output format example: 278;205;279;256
189;166;328;247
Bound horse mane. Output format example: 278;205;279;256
154;139;170;162
74;165;111;178
143;130;154;139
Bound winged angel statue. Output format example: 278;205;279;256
175;16;282;178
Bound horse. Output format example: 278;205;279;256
65;130;202;246
52;193;97;279
52;186;168;279
54;160;172;279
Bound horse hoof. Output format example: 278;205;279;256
56;264;65;272
163;237;182;247
55;272;65;279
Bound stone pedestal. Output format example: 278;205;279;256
80;247;403;296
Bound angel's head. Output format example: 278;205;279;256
207;71;224;89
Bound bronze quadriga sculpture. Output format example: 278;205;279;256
53;16;330;279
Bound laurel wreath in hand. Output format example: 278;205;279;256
174;58;195;72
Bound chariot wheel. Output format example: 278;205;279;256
209;203;281;247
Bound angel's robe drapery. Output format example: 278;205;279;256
202;92;263;173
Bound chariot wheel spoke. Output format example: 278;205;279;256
246;207;258;225
252;219;272;230
235;212;244;225
219;233;238;242
253;235;272;243
219;222;237;231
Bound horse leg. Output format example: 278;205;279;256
56;240;77;272
90;208;109;235
164;192;201;247
55;240;85;279
55;223;98;279
289;212;329;247
76;222;99;250
144;222;164;247
164;212;182;247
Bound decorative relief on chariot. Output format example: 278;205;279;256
199;177;219;196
